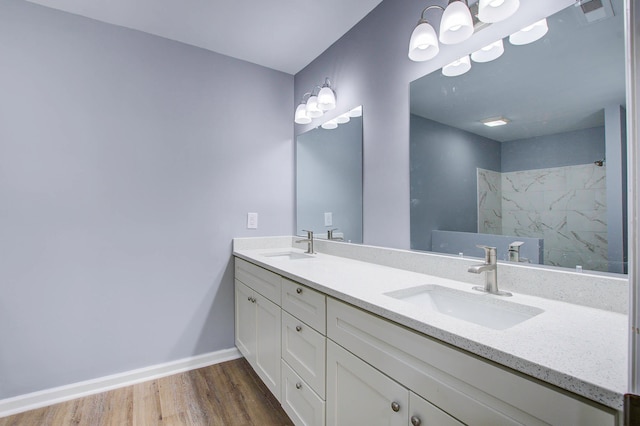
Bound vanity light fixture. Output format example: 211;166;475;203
509;18;548;45
442;55;472;76
294;92;312;124
481;116;510;127
478;0;520;23
471;39;504;62
317;78;336;111
305;88;324;118
408;1;474;62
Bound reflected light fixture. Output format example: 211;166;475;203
335;113;351;124
442;55;471;76
509;18;548;45
294;92;312;124
349;105;362;117
478;0;520;23
409;1;473;62
317;78;336;111
471;39;504;63
321;119;339;130
481;116;510;127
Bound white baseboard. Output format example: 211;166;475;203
0;347;242;418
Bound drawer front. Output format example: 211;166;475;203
327;298;618;426
235;257;281;305
282;311;326;398
281;360;325;426
282;278;326;334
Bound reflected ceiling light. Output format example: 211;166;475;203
409;2;475;62
305;88;324;118
349;106;362;117
439;1;474;45
478;0;520;23
481;116;510;127
335;113;351;124
294;92;312;124
321;119;339;130
509;18;548;45
317;78;336;111
442;55;471;77
471;39;504;63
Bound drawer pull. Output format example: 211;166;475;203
295;325;302;332
391;402;400;412
296;287;303;294
295;382;302;390
411;416;421;426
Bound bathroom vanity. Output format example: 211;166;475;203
233;237;626;425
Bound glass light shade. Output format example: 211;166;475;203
439;1;474;45
349;106;362;117
335;113;351;124
471;39;504;63
305;95;323;118
294;103;312;124
442;55;471;77
478;0;520;23
509;19;548;45
408;21;439;62
321;119;339;130
317;86;336;111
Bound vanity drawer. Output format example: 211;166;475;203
235;258;281;305
282;311;326;398
281;278;326;334
281;360;325;426
327;298;618;426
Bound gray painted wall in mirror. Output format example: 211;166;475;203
0;0;293;399
297;116;363;243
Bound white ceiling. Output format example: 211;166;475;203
24;0;383;75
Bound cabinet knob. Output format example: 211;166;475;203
296;287;303;294
295;382;302;390
295;325;302;332
247;296;251;302
391;401;400;412
411;416;421;426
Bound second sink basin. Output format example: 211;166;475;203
385;284;543;330
262;251;314;260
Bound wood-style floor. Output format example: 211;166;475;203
0;358;293;426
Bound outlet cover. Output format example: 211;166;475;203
324;212;332;226
247;212;258;229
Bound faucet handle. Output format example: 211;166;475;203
302;229;314;239
509;241;525;249
476;245;497;263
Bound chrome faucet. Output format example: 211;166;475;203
468;245;512;296
508;241;525;262
327;228;344;241
296;230;315;254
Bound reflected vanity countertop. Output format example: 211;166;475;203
233;244;627;411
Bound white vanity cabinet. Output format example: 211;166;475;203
327;298;619;426
234;259;282;402
280;278;327;426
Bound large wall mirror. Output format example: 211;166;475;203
410;0;627;274
296;107;363;243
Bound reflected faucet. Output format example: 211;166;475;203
508;241;525;262
296;230;315;254
327;228;344;241
468;245;512;297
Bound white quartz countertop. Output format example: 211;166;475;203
233;247;627;410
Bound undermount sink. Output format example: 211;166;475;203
262;251;314;260
385;284;543;330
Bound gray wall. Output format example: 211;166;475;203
502;127;606;172
293;0;569;249
0;1;293;399
410;115;501;251
297;117;363;243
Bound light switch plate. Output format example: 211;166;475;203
324;212;332;226
247;212;258;229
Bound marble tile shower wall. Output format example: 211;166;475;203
478;164;608;271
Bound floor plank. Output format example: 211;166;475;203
0;358;293;426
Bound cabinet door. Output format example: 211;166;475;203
409;392;463;426
327;340;408;426
255;293;282;402
235;280;256;363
